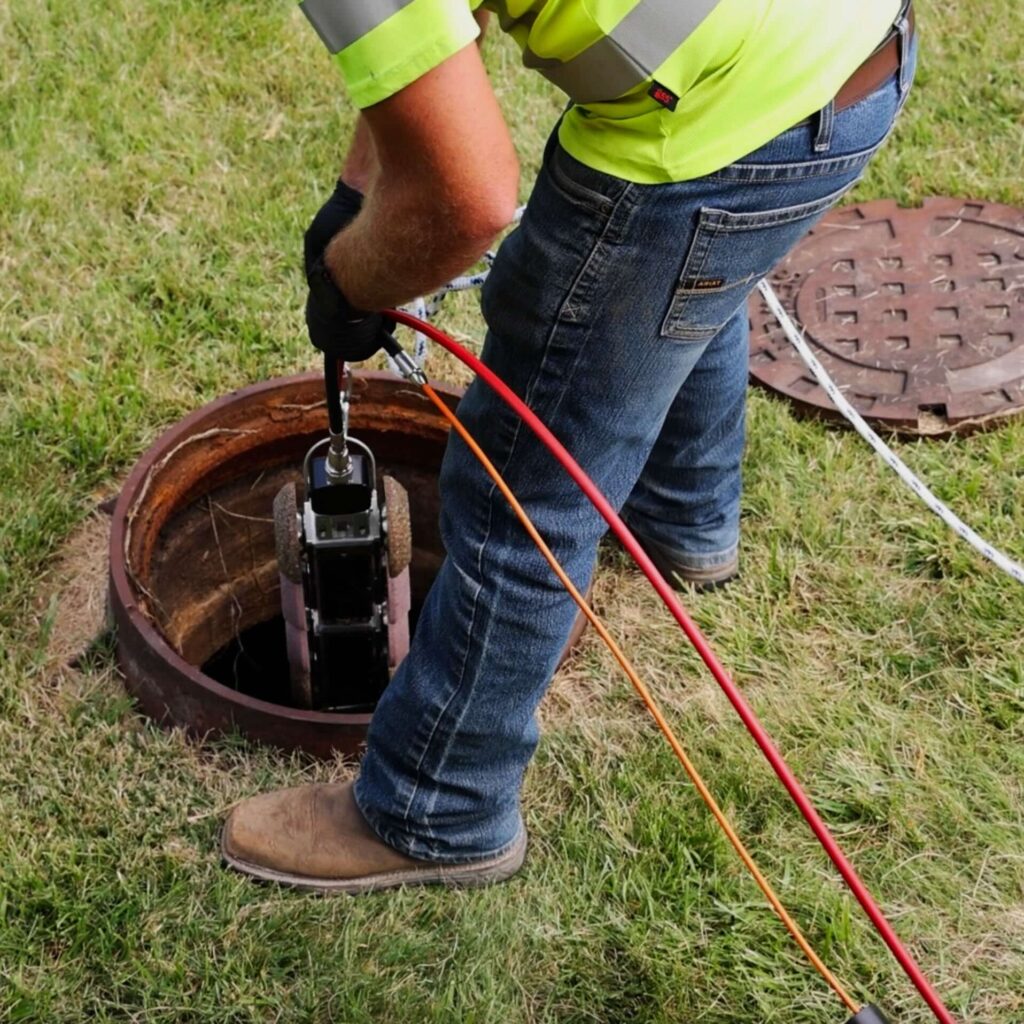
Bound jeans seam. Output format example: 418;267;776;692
674;214;719;298
704;181;855;231
660;214;725;341
394;559;484;838
707;138;886;183
556;183;636;325
813;99;835;154
687;214;721;285
549;149;617;216
407;432;522;830
421;474;509;825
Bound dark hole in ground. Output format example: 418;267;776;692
202;600;425;708
203;616;291;705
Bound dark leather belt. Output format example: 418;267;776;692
833;1;915;113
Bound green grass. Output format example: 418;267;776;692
2;1;1024;1021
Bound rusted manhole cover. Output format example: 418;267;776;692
749;198;1024;435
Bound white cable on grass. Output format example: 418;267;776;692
758;279;1024;585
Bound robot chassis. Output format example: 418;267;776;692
273;364;412;712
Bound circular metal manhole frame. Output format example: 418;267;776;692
749;197;1024;437
109;370;462;759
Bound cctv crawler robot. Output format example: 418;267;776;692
273;360;412;712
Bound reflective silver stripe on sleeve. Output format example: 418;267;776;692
519;0;724;104
299;0;417;54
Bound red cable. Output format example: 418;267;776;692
388;308;957;1024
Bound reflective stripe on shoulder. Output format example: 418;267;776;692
517;0;725;104
299;0;417;54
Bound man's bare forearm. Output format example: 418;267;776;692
324;174;510;311
340;117;376;192
324;33;517;312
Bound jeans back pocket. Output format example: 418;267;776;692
661;182;853;342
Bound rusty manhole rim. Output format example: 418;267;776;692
108;370;461;751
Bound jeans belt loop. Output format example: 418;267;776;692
813;99;836;154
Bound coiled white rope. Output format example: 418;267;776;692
391;207;1023;585
758;279;1024;585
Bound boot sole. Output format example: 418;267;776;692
221;829;527;895
664;563;739;592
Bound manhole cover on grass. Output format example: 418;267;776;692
749;198;1024;436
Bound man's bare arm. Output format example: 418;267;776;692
338;10;490;194
340;117;376;193
326;40;518;311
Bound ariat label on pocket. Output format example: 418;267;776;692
681;277;725;291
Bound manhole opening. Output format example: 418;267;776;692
201;603;428;708
111;372;457;756
202;616;288;704
149;450;441;710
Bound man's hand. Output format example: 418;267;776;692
304;180;391;362
305;253;392;362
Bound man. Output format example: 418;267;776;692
223;0;917;892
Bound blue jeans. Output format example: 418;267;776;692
356;34;917;862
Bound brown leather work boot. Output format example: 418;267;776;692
606;528;739;592
221;780;527;894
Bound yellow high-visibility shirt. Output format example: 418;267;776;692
299;0;903;183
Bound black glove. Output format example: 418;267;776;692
303;179;363;276
303;180;390;362
305;255;392;361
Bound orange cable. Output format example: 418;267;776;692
421;381;859;1016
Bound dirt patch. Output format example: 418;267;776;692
541;551;730;733
37;510;113;673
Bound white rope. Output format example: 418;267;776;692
758;279;1024;585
